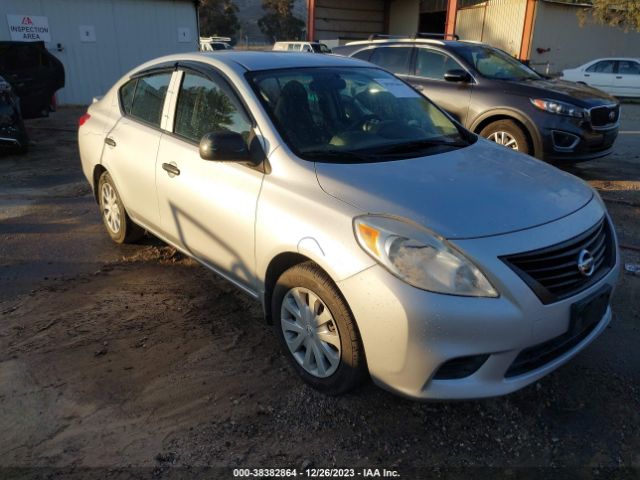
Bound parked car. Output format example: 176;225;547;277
333;35;619;162
0;41;65;119
273;41;331;54
79;52;620;400
562;58;640;98
0;75;29;153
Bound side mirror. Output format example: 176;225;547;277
444;69;471;83
199;131;250;161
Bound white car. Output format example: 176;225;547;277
272;41;331;53
562;58;640;97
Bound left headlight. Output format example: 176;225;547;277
354;215;498;297
530;98;586;118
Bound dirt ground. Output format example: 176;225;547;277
0;106;639;479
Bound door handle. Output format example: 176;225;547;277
616;76;622;79
162;162;180;176
104;137;116;147
584;74;590;77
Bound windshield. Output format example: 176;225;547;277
248;67;471;161
454;45;541;81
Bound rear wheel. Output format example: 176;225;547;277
480;119;530;155
98;171;144;244
272;262;367;395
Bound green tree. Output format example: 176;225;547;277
578;0;640;32
258;0;305;42
200;0;241;38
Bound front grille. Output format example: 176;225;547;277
501;217;615;304
590;104;619;128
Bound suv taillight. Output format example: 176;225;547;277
78;113;91;127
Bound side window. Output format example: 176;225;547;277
174;72;251;144
586;61;615;74
415;49;463;80
129;72;172;127
368;47;413;75
119;79;137;115
288;44;297;51
618;60;640;75
352;49;373;61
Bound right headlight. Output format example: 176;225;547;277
354;215;498;297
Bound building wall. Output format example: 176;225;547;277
455;0;527;57
313;0;386;42
530;1;640;74
388;0;420;35
0;0;198;104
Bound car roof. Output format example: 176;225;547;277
143;51;369;72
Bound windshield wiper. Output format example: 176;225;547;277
301;149;378;163
373;138;468;155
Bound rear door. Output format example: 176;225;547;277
404;47;473;124
155;67;264;292
100;71;173;232
583;60;616;94
613;60;640;97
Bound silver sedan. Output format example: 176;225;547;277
78;52;620;400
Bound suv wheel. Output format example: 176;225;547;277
480;119;530;154
98;171;144;244
272;262;367;395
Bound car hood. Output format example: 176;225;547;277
315;140;593;239
504;77;617;106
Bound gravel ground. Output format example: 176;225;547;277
0;106;639;479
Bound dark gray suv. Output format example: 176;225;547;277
333;37;619;162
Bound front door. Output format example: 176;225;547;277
155;69;264;292
613;59;640;97
583;60;616;94
406;47;473;125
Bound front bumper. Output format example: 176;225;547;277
337;198;620;400
534;111;618;162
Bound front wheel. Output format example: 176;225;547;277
98;171;144;244
480;119;530;155
272;262;367;395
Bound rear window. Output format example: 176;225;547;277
368;47;413;75
119;79;136;115
0;44;45;72
352;49;373;61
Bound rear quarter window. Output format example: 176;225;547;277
119;79;137;115
124;72;172;127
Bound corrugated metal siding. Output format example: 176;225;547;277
314;0;385;40
455;4;484;41
0;0;198;104
456;0;526;56
530;1;640;73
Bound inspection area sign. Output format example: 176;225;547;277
6;14;51;42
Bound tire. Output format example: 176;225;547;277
272;262;367;395
479;119;530;155
97;171;144;244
